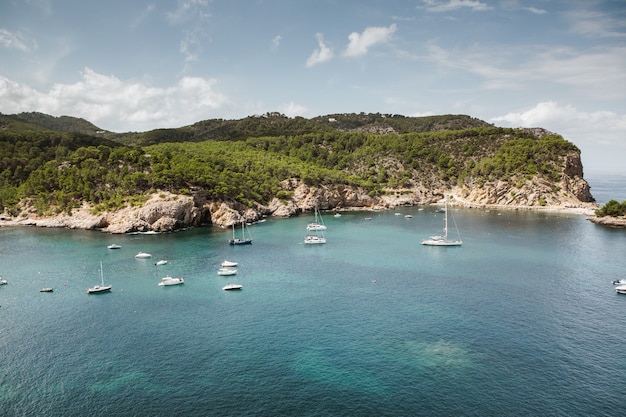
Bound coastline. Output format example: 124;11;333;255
0;196;602;233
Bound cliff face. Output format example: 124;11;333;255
453;151;594;209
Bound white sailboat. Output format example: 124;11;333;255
229;221;252;245
421;199;462;246
87;261;112;294
306;206;327;231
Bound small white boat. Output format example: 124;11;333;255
155;260;168;266
135;252;152;259
404;215;413;219
217;268;238;276
334;213;342;218
0;278;7;285
304;234;326;245
87;262;112;294
107;244;121;249
40;287;53;292
221;260;238;267
615;285;626;294
612;279;626;285
223;284;243;291
158;276;184;286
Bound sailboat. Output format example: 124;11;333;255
229;220;252;245
306;206;327;231
421;199;462;246
87;261;112;294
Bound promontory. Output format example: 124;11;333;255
0;112;599;233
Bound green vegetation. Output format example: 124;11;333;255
0;112;582;216
595;200;626;217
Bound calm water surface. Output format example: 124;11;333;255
1;201;625;416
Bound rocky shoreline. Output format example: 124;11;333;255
587;215;626;228
0;178;606;233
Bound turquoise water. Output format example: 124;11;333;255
1;204;626;416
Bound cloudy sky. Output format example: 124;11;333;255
1;0;625;173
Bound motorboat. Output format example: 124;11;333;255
612;279;626;285
221;260;238;267
87;261;112;294
155;260;168;266
107;244;121;249
615;285;626;294
135;252;152;259
217;268;238;276
0;278;7;285
304;234;326;245
40;287;53;292
222;284;243;291
158;276;184;286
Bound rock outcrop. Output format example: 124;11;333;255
588;216;626;228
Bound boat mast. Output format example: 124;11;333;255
443;199;448;240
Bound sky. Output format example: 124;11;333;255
1;0;625;174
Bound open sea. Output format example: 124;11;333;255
1;174;626;417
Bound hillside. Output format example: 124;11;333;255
0;112;596;232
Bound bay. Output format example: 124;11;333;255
1;202;625;416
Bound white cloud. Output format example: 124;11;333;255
524;7;546;15
0;68;228;132
306;33;333;67
423;42;626;101
166;0;212;72
420;0;492;13
271;35;282;52
566;9;626;39
491;101;626;172
167;0;211;23
343;24;397;58
0;28;33;52
180;30;201;65
279;101;308;117
130;4;156;29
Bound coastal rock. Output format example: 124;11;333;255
103;192;198;233
588;216;626;228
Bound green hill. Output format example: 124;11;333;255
0;112;588;218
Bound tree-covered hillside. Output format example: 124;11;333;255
0;112;583;217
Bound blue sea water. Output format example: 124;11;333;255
2;186;626;416
586;172;626;205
